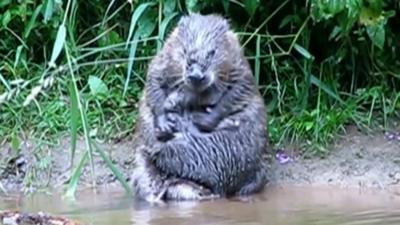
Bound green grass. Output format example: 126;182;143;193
0;0;399;196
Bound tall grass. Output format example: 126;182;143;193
0;0;399;196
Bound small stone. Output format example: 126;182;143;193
393;158;400;165
396;134;400;142
385;131;395;141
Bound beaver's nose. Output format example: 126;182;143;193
187;67;205;83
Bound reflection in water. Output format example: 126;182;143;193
1;185;400;225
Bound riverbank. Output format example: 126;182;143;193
1;126;399;195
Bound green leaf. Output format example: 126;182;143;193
126;2;155;48
88;75;109;96
0;0;12;8
347;0;363;16
49;24;66;67
11;132;20;154
14;45;23;69
359;6;387;49
222;0;230;13
24;4;43;38
367;0;383;12
366;23;385;49
137;9;157;38
43;0;54;23
359;7;381;25
186;0;199;12
244;0;259;16
310;0;362;22
382;10;396;19
305;122;314;131
157;12;178;51
163;0;176;16
328;26;342;41
2;10;11;27
279;15;293;29
294;44;314;60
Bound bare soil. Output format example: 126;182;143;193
269;127;400;193
1;127;400;194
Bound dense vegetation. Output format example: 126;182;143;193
0;0;399;195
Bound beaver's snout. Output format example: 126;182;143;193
187;67;205;83
186;64;212;91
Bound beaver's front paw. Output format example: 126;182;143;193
192;111;221;132
155;114;176;142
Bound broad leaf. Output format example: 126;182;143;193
88;75;108;96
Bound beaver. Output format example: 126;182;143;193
130;13;269;202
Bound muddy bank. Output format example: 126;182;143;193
1;127;400;194
269;128;400;192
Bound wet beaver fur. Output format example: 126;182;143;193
130;13;269;202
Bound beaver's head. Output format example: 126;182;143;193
169;13;239;92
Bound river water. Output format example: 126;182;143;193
1;185;400;225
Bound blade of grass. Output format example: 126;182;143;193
242;0;289;48
157;12;178;51
123;2;155;97
158;0;162;51
0;73;11;91
68;80;79;168
65;43;96;194
63;151;89;199
255;34;261;85
13;45;23;69
92;141;132;195
49;24;66;68
310;74;344;104
77;2;128;43
78;23;119;49
101;0;116;27
382;94;387;129
123;32;141;98
23;4;43;39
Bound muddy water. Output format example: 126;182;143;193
1;185;400;225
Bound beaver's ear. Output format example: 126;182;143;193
225;31;240;47
224;30;243;59
209;14;231;31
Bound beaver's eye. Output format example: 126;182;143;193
186;58;196;69
206;50;215;59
